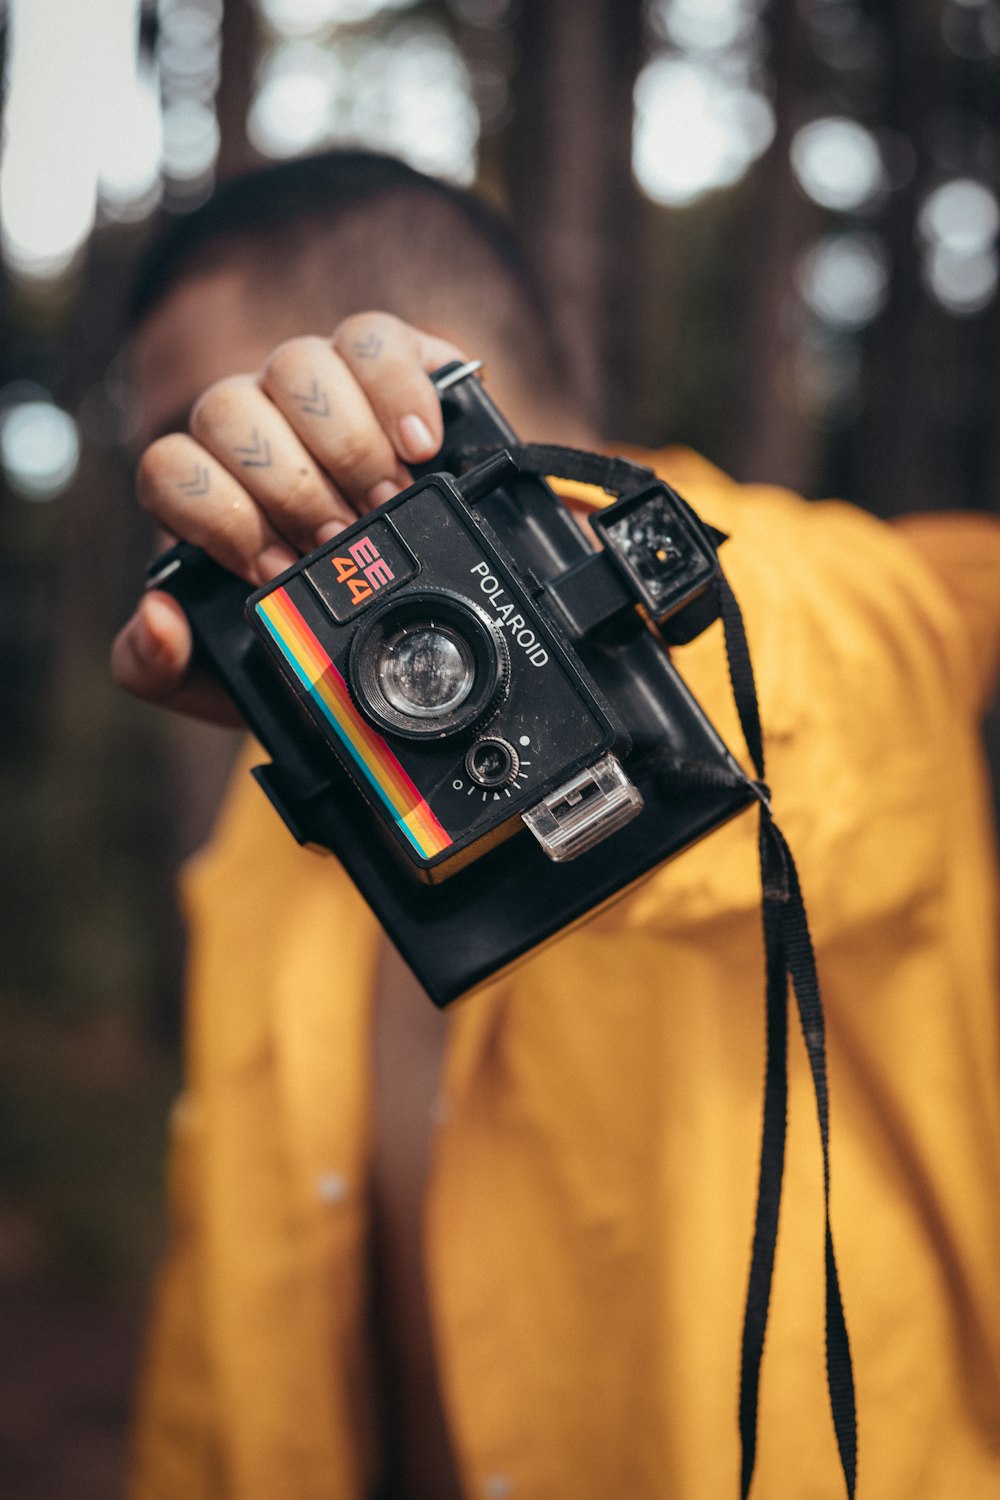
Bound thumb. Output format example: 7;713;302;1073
111;591;192;704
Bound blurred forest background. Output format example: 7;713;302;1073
1;0;998;1493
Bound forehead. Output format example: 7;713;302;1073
130;265;290;446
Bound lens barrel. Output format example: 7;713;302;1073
348;590;509;739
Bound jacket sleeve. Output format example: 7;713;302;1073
128;1095;227;1500
890;512;1000;718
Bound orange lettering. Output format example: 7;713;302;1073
331;555;358;583
347;577;373;605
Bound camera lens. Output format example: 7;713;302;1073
377;625;476;719
348;589;510;740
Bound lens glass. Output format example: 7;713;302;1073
377;624;476;719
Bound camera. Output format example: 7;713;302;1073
147;362;755;1003
249;454;636;882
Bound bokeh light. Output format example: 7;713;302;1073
158;0;223;206
0;399;81;502
256;0;415;37
633;56;774;207
98;64;164;222
918;177;999;316
342;24;479;182
159;36;221;102
925;245;998;316
790;117;884;212
798;233;888;330
162;100;222;181
159;0;223;49
0;0;104;277
918;178;999;255
248;41;340;157
0;0;221;277
652;0;758;53
249;21;479;182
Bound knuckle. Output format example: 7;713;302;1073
262;335;327;389
136;434;187;509
189;375;254;435
272;469;322;527
333;310;402;350
260;477;338;543
213;499;258;555
327;425;385;479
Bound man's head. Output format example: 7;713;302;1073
130;149;584;448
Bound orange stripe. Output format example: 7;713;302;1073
258;589;452;855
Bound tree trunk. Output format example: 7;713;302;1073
729;0;818;491
856;0;941;516
216;0;260;180
504;0;651;439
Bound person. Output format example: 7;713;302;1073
113;150;1000;1500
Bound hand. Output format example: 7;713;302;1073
111;313;465;723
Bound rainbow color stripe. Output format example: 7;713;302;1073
255;586;453;860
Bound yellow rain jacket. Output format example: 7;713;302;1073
130;451;1000;1500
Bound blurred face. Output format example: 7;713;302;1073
131;261;592;453
131;266;288;449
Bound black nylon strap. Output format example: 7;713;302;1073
466;442;858;1498
455;442;657;498
718;576;857;1499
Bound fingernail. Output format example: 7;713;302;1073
135;601;167;664
256;543;298;583
398;414;436;461
314;518;349;547
367;479;398;510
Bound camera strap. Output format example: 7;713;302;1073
716;574;857;1500
459;443;858;1500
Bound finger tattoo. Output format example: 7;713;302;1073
349;332;383;360
232;428;273;468
176;464;211;496
291;379;331;417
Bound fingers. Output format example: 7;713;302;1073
110;591;244;726
260;319;467;527
139;319;469;587
190;375;355;555
123;313;470;727
333;314;465;464
260;335;412;523
138;431;302;586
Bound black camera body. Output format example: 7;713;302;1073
249;465;631;882
148;363;755;1003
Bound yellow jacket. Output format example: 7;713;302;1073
130;451;1000;1499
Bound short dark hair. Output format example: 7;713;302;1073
129;149;569;401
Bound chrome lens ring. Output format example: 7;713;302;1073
348;590;509;740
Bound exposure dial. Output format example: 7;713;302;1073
465;736;521;789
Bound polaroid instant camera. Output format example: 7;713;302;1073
147;363;756;1003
